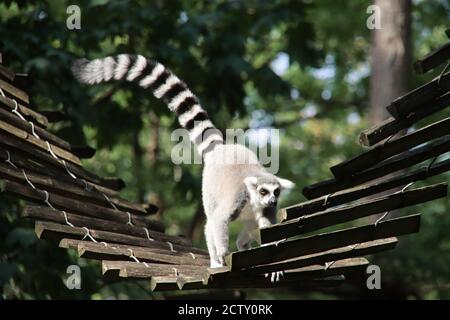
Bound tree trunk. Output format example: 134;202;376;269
368;0;411;222
369;0;412;125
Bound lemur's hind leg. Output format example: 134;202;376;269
210;209;230;267
204;220;221;268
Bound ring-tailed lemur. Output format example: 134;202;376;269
71;54;295;271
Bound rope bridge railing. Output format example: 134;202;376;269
0;28;449;292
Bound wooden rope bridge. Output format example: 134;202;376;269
0;29;449;291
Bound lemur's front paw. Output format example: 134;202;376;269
265;271;284;283
210;261;224;268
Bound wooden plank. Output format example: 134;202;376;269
0;78;29;105
0;95;48;128
283;158;450;217
0;132;124;191
35;220;206;255
150;276;180;291
0;119;81;165
414;42;450;74
177;277;208;290
332;116;450;178
208;258;367;288
0;65;15;82
0;147;119;198
24;206;181;245
387;71;450;119
270;184;444;242
226;214;420;270
0;163;149;215
59;238;209;265
359;92;450;146
244;238;397;274
303;135;450;199
0;106;71;151
152;275;346;291
101;261;208;280
1;180;162;230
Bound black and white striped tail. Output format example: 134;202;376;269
71;54;223;156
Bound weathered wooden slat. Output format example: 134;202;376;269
101;261;208;280
274;183;446;242
0;119;81;165
35;220;206;255
150;276;180;291
359;92;450;146
0;65;16;82
0;95;48;128
208;258;367;288
0;132;124;191
414;42;450;74
1;180;161;230
271;184;444;242
0;163;150;215
0;78;29;105
0;106;71;151
243;238;397;274
177;276;208;290
332;116;450;178
283;158;450;217
226;214;420;271
387;71;450;119
152;275;346;291
59;238;209;265
0;147;119;198
303;135;450;199
23;206;180;245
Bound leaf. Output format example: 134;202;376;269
0;263;18;286
6;228;37;248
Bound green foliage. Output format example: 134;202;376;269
0;0;450;299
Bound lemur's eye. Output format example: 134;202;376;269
259;189;268;196
274;188;280;196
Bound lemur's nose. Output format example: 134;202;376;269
269;199;277;206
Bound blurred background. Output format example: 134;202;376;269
0;0;449;299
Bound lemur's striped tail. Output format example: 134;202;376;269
71;54;223;156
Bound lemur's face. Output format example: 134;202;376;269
255;183;281;207
244;175;295;208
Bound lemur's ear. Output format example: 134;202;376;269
277;177;295;189
244;176;258;190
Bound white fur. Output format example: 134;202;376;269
154;74;180;98
189;120;214;142
138;63;164;88
197;132;224;155
126;55;147;81
168;90;195;111
114;54;131;80
178;104;203;127
102;57;116;81
202;143;295;270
